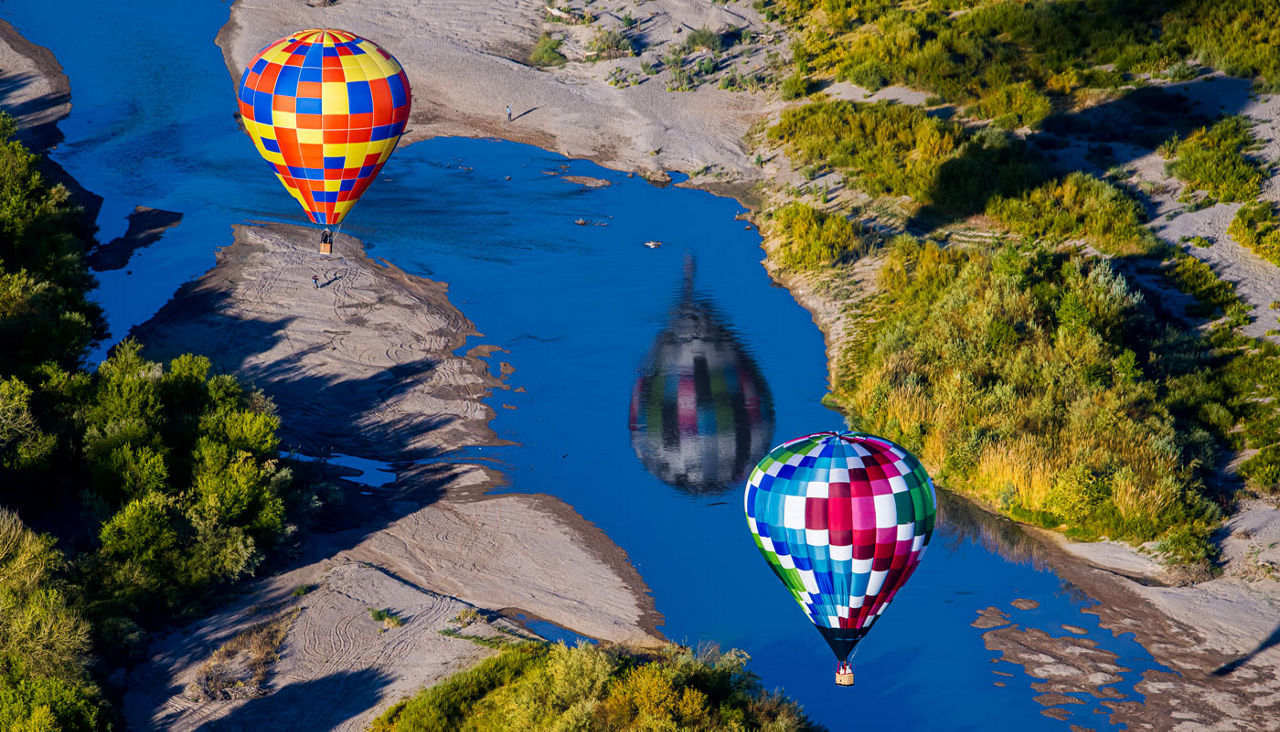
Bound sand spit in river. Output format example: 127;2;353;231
124;224;660;729
217;0;787;186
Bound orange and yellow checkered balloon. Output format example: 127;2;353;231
237;29;411;226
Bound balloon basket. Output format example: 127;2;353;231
319;240;332;255
834;671;855;686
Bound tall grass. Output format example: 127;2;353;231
1163;116;1263;203
828;237;1224;558
767;202;869;271
1228;200;1280;265
985;172;1158;256
768;100;1042;215
768;100;964;203
777;0;1280;130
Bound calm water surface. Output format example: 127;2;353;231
3;2;1166;728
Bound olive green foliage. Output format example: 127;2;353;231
372;643;816;732
769;101;962;202
985;172;1157;256
1163;116;1263;203
0;511;105;731
1168;253;1244;320
684;26;723;54
779;74;810;100
768;203;868;271
0;115;102;382
967;82;1053;130
829;237;1226;557
775;0;1280;114
529;33;567;66
0;377;55;470
587;29;635;60
369;608;404;628
1164;1;1280;91
768;101;1041;214
1227;200;1280;266
81;340;290;625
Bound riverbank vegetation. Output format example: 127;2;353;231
770;0;1280;109
759;4;1280;563
827;236;1251;558
371;642;817;732
0;117;323;727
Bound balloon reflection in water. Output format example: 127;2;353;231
629;259;774;494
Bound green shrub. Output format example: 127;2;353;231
767;202;868;271
1164;116;1263;203
967;82;1052;129
1168;253;1241;319
684;26;722;54
587;29;635;60
369;608;405;628
1228;200;1280;265
779;74;809;100
986;173;1157;256
768;100;963;203
529;34;566;67
372;643;816;731
830;237;1225;554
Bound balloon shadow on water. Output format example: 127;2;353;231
628;255;775;494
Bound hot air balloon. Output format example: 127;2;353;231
629;259;774;493
744;431;937;686
237;29;411;228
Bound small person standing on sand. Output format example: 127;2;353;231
506;104;512;122
312;274;320;288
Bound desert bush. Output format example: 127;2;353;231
779;73;809;100
967;82;1052;130
985;172;1157;256
684;26;722;54
370;607;405;628
1164;116;1263;203
188;609;298;700
1228;200;1280;265
529;34;566;67
767;203;869;271
587;29;635;60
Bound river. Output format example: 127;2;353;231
2;2;1164;728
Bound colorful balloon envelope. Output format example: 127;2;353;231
237;29;411;225
629;264;774;493
744;431;937;685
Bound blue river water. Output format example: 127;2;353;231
2;2;1165;729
